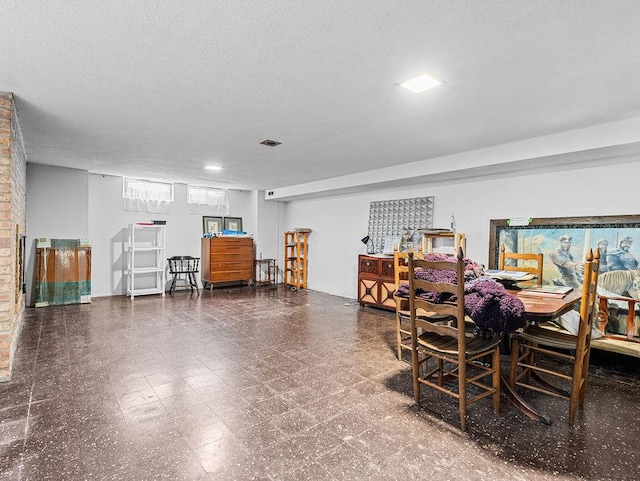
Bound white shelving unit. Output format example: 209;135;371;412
127;224;166;298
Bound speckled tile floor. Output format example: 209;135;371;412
1;287;639;480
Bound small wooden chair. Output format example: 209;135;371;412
167;256;200;295
408;249;501;431
509;249;600;425
499;245;544;286
393;245;423;360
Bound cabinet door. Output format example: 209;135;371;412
379;281;397;309
358;278;379;305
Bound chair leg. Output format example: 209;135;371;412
411;347;421;407
492;348;501;414
396;314;403;360
526;346;537;382
579;348;592;404
459;358;467;431
509;339;520;390
568;366;584;426
188;272;199;293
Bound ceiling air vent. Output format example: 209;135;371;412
260;139;281;147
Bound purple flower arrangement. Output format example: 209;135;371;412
396;254;525;334
464;278;525;333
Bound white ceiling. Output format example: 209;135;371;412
3;1;640;192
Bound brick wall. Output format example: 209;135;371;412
0;91;27;381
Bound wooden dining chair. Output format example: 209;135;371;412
167;256;200;295
499;245;544;286
596;294;638;341
595;268;640;341
509;249;600;425
393;245;423;360
408;249;501;431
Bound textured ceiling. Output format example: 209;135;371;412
3;1;640;191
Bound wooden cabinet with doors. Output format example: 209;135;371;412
357;254;396;310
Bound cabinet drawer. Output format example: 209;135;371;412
359;256;379;275
211;252;251;262
380;259;395;279
210;270;253;282
210;238;253;246
211;246;253;255
210;261;253;271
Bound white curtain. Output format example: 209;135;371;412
187;185;230;216
123;178;174;214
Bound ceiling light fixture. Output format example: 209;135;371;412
205;165;223;171
400;73;442;93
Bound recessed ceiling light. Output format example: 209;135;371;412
205;165;223;171
400;74;442;93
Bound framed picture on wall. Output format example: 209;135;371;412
489;214;640;340
203;216;223;234
224;217;243;232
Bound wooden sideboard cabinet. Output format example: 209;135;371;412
201;237;254;289
358;254;396;310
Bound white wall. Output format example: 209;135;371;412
254;190;282;259
25;164;89;305
26;166;273;301
282;159;640;300
86;174;260;297
26;158;640;303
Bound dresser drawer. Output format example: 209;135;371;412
210;269;253;282
359;256;379;275
210;260;253;270
211;252;251;262
380;258;395;279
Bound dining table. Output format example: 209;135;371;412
501;287;583;424
515;288;582;323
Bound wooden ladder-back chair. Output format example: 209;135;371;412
509;249;600;425
595;267;640;341
393;245;423;360
499;245;544;286
408;249;501;431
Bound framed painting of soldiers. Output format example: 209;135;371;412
489;215;640;342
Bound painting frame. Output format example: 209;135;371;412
202;216;223;234
489;214;640;339
489;215;640;272
224;217;243;232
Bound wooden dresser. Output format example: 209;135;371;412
201;237;254;289
357;254;396;310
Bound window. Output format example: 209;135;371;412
187;185;230;216
123;178;174;213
